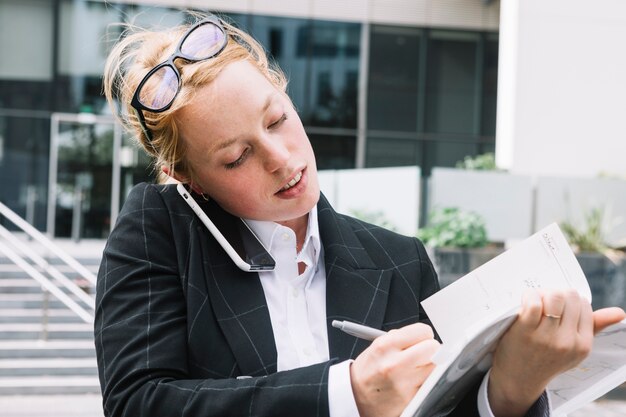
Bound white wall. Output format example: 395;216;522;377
496;0;626;178
535;176;626;247
107;0;500;29
429;168;534;242
0;0;53;80
318;166;420;236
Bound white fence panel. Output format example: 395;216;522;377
429;168;534;243
318;166;420;236
535;177;626;247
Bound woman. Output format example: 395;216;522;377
96;12;624;417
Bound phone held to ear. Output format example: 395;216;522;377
176;183;276;272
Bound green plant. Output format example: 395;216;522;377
560;208;609;253
455;152;498;171
417;207;488;248
350;209;398;232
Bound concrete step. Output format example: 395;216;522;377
0;294;92;310
0;277;93;287
0;323;93;340
0;261;99;283
0;270;96;290
0;358;98;377
0;376;101;395
0;279;50;294
0;237;101;395
0;309;84;323
0;341;96;359
0;257;101;269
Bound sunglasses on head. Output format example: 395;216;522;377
130;15;228;142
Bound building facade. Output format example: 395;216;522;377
0;0;500;239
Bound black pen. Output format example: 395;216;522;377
331;320;387;341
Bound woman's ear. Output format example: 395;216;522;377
159;166;183;185
161;166;205;195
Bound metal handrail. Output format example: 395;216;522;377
0;240;94;323
0;201;97;324
0;201;96;285
0;225;95;309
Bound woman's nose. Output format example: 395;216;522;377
261;136;291;172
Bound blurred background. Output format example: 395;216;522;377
0;0;625;415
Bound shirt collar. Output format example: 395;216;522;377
245;206;321;266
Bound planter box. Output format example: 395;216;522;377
432;246;505;288
576;253;626;310
431;247;626;309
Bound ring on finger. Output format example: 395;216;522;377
543;313;562;320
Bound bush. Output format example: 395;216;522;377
561;207;609;253
349;209;398;232
455;152;498;171
417;207;488;248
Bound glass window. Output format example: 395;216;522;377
425;30;479;135
482;33;499;136
307;20;360;128
366;137;422;168
55;2;187;114
368;26;422;132
0;115;50;231
248;15;310;123
0;1;54;109
308;133;355;170
58;0;123;77
426;140;479;171
119;133;154;210
0;80;54;111
0;0;53;81
249;16;360;129
53;120;114;239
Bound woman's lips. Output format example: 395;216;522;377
276;168;307;198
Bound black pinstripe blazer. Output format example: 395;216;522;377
94;182;545;417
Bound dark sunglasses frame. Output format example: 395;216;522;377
130;15;228;142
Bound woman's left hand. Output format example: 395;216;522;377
487;289;626;417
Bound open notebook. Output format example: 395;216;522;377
401;223;626;417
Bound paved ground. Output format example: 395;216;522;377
0;394;103;417
0;393;625;416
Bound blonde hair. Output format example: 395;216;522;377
103;12;288;181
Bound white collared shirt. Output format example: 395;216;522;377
245;208;505;417
245;207;329;371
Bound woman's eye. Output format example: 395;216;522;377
225;148;249;169
268;112;288;129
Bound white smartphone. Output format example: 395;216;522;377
176;183;276;272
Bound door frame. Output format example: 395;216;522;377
46;112;122;238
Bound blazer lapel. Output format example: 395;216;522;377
318;195;392;361
200;199;277;376
198;194;392;374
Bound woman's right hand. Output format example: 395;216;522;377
350;323;441;417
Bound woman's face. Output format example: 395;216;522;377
175;60;320;227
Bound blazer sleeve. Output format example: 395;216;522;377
94;183;333;417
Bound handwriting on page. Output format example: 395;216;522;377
422;223;591;346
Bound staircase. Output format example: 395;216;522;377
0;201;103;395
0;260;100;395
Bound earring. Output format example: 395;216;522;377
188;182;208;201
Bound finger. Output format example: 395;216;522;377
593;307;626;334
380;323;435;350
401;338;441;367
409;362;436;389
540;290;567;326
558;290;582;330
577;299;593;340
517;289;543;329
